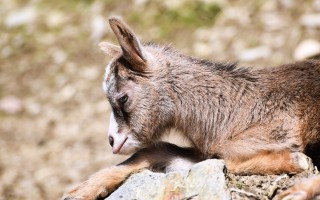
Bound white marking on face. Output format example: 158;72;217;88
102;63;112;93
107;112;141;155
108;112;118;136
108;112;125;154
105;63;112;77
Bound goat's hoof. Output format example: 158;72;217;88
291;152;314;171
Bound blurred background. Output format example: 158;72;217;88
1;0;320;199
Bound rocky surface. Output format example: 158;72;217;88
107;159;229;200
105;159;319;200
228;168;319;200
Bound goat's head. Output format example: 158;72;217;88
100;17;174;155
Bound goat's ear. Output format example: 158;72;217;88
99;42;121;57
108;17;147;72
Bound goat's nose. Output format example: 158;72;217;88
109;136;114;147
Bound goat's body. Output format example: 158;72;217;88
64;18;320;200
153;45;320;163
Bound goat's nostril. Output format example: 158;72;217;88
109;136;114;147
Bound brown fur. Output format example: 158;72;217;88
63;17;320;200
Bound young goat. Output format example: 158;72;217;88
64;17;320;200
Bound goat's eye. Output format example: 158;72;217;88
118;95;128;104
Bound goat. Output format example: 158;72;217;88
63;17;320;200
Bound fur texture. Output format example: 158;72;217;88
63;17;320;200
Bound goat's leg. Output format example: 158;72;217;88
225;150;313;175
274;175;320;200
63;142;201;200
62;158;149;200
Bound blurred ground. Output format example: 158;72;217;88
1;0;320;199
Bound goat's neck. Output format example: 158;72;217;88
166;56;259;153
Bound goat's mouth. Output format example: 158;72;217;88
112;137;128;154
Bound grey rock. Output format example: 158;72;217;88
0;96;23;114
90;15;107;44
5;6;37;28
294;39;320;60
106;170;166;200
300;14;320;28
183;159;229;200
106;159;230;200
238;46;272;62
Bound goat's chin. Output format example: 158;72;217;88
118;147;138;155
117;141;140;155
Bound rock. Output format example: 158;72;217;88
90;15;107;44
55;85;76;103
46;11;65;28
0;96;23;114
193;42;212;57
314;0;320;11
79;67;100;80
182;159;229;200
106;159;230;200
238;46;272;62
5;6;37;28
106;170;166;200
1;46;13;58
105;159;319;200
279;0;295;9
300;14;320;28
228;167;319;200
260;12;286;30
294;39;320;60
51;48;67;64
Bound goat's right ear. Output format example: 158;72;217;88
99;42;121;57
108;17;147;72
